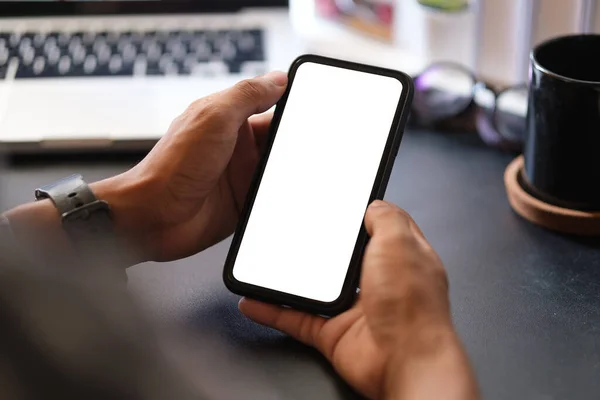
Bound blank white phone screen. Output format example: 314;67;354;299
233;61;404;303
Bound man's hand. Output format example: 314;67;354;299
91;71;288;262
239;200;480;400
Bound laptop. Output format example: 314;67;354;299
0;0;301;152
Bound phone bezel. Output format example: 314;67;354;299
223;54;414;316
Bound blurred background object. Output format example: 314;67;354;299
315;0;395;42
475;0;533;85
417;0;469;12
2;0;600;154
291;0;600;152
0;0;299;153
293;0;600;82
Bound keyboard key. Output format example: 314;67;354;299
108;54;123;74
58;32;71;47
182;55;197;73
122;43;137;64
33;33;46;48
147;53;169;76
44;36;58;50
47;48;61;66
19;46;31;59
217;40;237;61
170;42;187;62
0;47;9;65
72;47;87;65
93;37;109;53
9;33;21;48
58;56;71;75
32;56;45;75
238;32;256;52
146;42;163;62
19;36;32;50
117;37;131;53
165;38;179;52
0;43;8;79
96;44;112;65
133;55;146;76
83;54;97;74
140;38;152;53
21;47;35;66
191;40;212;60
68;37;83;53
158;54;173;70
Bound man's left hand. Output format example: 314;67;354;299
92;71;288;262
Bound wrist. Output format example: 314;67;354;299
90;172;161;263
4;199;76;267
383;325;479;400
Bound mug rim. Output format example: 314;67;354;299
531;34;600;86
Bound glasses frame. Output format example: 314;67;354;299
412;61;527;152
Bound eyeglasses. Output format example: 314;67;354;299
410;62;528;152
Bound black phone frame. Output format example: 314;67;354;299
223;54;414;317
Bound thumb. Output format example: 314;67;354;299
365;200;429;245
364;200;411;239
217;71;288;124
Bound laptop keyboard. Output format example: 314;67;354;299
0;29;265;80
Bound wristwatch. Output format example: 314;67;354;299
35;174;118;263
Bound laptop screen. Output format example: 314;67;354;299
0;0;288;17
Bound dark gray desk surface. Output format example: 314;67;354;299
1;130;599;400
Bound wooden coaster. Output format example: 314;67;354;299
505;155;600;236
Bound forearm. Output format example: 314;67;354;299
384;327;480;400
2;174;150;269
3;199;77;268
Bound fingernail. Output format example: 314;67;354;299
263;71;288;87
370;200;388;209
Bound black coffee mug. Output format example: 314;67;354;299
524;34;600;211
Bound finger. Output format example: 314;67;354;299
249;112;274;152
217;72;287;125
249;112;273;135
364;200;412;239
229;120;258;212
365;200;429;244
239;298;326;351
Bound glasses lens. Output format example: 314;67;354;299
495;86;528;144
413;64;475;121
473;83;495;113
473;83;503;146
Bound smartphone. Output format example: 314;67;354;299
223;54;414;316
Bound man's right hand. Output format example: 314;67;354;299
239;200;480;400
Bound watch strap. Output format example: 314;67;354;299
35;174;97;216
35;175;128;277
